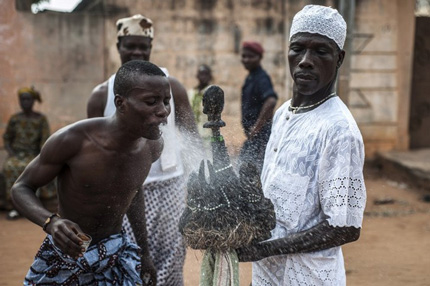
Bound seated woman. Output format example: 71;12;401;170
3;87;55;220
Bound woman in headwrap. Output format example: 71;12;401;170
3;87;54;219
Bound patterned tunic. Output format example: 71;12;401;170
24;233;142;285
252;96;367;285
122;176;186;286
2;113;55;202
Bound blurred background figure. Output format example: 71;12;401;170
239;41;278;174
2;87;56;220
187;64;213;146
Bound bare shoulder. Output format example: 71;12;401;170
87;80;109;118
40;119;94;164
48;119;99;145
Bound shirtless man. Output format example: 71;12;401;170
87;15;198;285
11;60;170;286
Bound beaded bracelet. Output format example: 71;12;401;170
42;213;61;232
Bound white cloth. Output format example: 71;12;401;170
252;96;366;285
104;68;184;184
122;176;186;286
104;74;117;117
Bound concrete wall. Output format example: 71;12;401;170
0;0;417;160
101;0;415;158
0;1;106;134
348;0;415;157
101;0;289;150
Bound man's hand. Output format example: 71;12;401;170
46;218;87;259
140;254;157;286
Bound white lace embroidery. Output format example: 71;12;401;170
253;251;346;285
319;177;366;227
289;5;347;49
265;173;309;229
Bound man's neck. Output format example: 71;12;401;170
197;83;209;91
107;116;145;150
248;65;262;73
292;78;337;107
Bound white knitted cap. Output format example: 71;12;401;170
289;5;347;49
116;14;154;39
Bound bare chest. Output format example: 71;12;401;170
64;145;152;193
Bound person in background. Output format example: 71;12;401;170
237;5;367;286
87;14;199;286
3;87;55;220
239;41;278;174
187;64;213;147
13;60;168;285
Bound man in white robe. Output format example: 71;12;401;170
237;5;367;286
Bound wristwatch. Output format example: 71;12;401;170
42;213;61;232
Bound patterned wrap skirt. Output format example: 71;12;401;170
24;233;142;285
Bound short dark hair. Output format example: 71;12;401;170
114;60;166;96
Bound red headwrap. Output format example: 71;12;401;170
242;41;264;56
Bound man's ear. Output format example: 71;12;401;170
114;94;126;113
337;50;346;68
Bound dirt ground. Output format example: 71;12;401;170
1;165;429;286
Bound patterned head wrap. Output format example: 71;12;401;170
17;87;42;102
116;14;154;39
242;41;264;56
289;5;347;49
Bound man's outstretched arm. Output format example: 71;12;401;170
248;96;277;138
127;186;157;286
169;76;199;135
11;128;86;259
237;220;360;262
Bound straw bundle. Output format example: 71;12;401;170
179;160;276;252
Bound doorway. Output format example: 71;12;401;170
409;16;430;149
